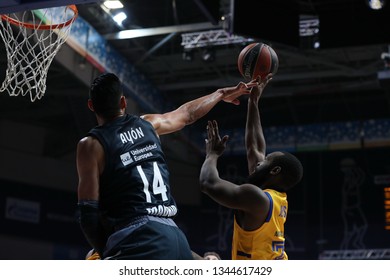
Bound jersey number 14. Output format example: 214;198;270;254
137;162;168;202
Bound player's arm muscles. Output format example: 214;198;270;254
76;137;107;256
245;90;266;174
199;158;268;212
77;136;103;200
203;180;269;213
141;95;219;136
141;83;257;136
141;110;187;136
141;87;236;136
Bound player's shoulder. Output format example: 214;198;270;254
238;183;270;211
77;135;102;152
78;135;97;145
240;183;269;198
140;113;163;132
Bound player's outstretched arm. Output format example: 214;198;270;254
199;120;268;213
142;81;257;136
245;75;272;174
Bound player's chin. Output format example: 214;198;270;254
247;172;266;187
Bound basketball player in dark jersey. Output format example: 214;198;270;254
199;75;303;259
77;72;256;260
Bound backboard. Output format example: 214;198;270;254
0;0;96;14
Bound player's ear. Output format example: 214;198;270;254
87;99;95;112
270;166;281;175
120;96;127;109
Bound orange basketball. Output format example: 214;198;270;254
237;42;279;80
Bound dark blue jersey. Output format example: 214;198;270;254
88;114;177;228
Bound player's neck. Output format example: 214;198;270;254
97;111;125;125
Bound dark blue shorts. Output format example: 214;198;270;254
103;216;192;260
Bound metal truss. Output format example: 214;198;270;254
319;249;390;260
181;29;254;49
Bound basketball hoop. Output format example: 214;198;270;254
0;5;78;102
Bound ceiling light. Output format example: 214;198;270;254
113;12;127;25
182;50;194;61
367;0;386;10
103;0;124;10
201;48;215;62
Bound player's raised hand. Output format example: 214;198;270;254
205;120;229;157
221;80;258;105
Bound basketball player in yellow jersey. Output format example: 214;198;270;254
199;75;303;260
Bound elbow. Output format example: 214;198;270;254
199;178;207;193
199;162;219;194
199;176;215;194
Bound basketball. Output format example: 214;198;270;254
237;42;279;80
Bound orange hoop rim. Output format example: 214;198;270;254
0;5;78;30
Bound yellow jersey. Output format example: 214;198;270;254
231;189;288;260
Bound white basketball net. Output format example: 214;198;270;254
0;6;77;102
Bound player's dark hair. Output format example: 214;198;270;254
89;73;123;119
272;152;303;191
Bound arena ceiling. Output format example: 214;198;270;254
0;0;390;159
